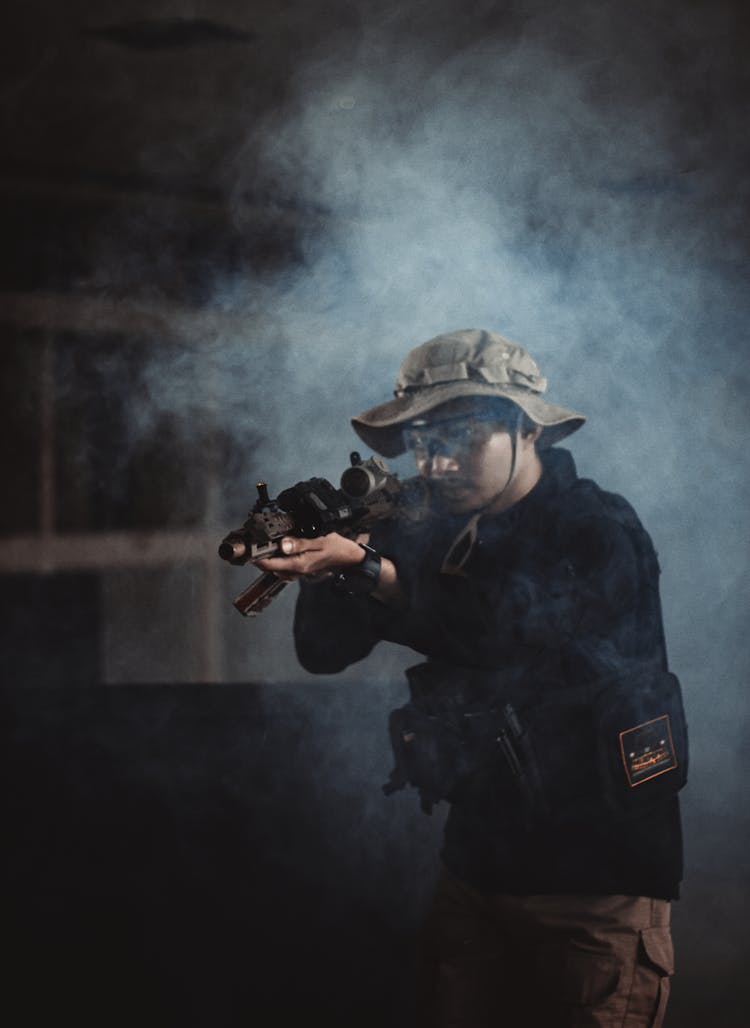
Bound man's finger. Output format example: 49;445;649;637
255;554;302;571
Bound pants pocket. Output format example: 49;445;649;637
536;939;622;1026
623;926;674;1028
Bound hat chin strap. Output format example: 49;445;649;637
475;407;523;516
440;411;523;574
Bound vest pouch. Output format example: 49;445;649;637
383;661;688;822
592;664;688;816
499;663;688;826
503;691;601;827
382;663;509;814
383;703;485;813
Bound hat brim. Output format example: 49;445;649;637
351;381;585;457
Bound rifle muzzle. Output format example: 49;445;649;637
218;537;248;563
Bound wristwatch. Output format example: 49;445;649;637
332;543;382;597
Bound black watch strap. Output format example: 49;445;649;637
332;544;382;597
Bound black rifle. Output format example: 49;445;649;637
218;453;429;616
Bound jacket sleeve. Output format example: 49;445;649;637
293;579;401;673
292;519;405;674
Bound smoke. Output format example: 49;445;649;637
61;0;746;943
206;4;750;972
67;5;747;835
7;1;748;1020
218;0;747;463
204;1;748;683
100;1;747;506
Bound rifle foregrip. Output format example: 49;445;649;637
233;571;289;617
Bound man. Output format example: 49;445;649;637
255;329;685;1027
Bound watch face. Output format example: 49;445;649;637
335;547;381;595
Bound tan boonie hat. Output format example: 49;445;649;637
351;328;586;457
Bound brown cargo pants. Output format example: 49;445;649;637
416;871;674;1028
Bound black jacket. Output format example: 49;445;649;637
294;448;683;899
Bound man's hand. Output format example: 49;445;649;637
254;532;406;608
253;532;368;581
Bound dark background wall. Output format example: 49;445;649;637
5;683;442;1027
2;1;749;1024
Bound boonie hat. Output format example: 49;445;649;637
352;328;586;457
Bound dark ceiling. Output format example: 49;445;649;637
2;1;327;298
1;0;748;302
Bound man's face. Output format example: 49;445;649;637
403;399;541;514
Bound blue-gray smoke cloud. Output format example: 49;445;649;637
206;8;748;703
94;12;748;849
15;2;745;1018
77;0;746;963
204;11;749;1000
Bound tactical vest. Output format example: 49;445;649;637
383;481;689;821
